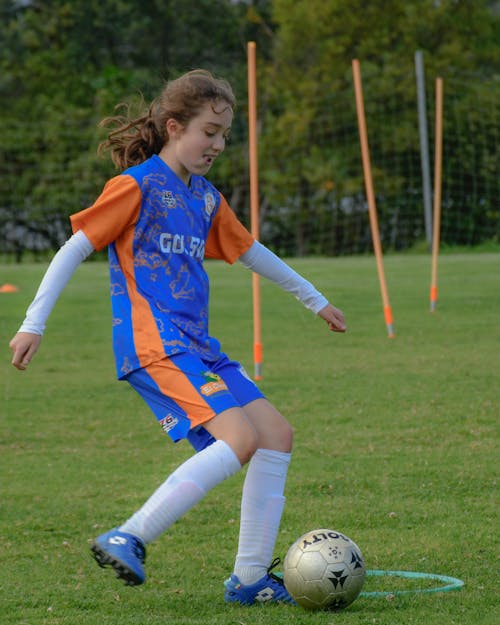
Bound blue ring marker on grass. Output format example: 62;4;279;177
361;570;464;597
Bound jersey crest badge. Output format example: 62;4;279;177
203;192;216;219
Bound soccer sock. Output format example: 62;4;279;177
119;439;241;544
234;448;291;585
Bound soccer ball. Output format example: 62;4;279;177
283;528;366;610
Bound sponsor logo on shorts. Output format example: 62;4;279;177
159;413;178;434
200;371;228;396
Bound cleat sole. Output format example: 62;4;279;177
90;543;144;586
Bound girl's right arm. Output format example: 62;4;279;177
9;229;95;370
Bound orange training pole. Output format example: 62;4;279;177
247;41;263;379
352;59;395;338
430;77;443;312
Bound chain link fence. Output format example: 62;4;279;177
1;72;498;260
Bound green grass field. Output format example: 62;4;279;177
1;254;498;625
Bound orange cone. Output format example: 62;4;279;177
0;283;19;293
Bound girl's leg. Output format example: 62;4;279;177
119;407;257;543
220;398;294;586
92;407;257;585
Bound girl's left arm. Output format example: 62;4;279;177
238;241;346;333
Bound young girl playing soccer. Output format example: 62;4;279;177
9;69;346;605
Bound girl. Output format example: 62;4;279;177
9;70;346;605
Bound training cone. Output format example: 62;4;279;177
0;283;19;293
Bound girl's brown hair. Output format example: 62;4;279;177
98;69;236;170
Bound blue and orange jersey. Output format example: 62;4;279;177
70;155;254;378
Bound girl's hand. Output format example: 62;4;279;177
318;303;346;333
9;332;42;370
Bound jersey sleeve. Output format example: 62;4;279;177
205;194;254;263
70;175;142;251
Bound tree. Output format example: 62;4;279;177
0;0;255;257
0;0;498;257
257;0;499;254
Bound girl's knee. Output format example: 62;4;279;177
236;427;259;464
275;419;294;452
259;415;294;453
204;407;259;465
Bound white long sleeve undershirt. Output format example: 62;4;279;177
18;229;94;335
18;235;328;336
238;241;328;314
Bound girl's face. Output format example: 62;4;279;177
161;101;233;185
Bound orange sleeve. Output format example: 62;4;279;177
70;175;142;251
205;195;254;263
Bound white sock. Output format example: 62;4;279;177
234;448;291;585
119;439;241;544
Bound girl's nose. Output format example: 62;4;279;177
213;135;225;152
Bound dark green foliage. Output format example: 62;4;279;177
0;0;498;258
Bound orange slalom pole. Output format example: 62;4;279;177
247;41;263;379
430;77;443;312
352;59;395;338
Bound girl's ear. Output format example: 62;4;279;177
166;118;183;140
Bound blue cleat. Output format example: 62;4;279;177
224;558;296;605
91;528;146;586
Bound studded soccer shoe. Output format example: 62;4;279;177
224;558;296;605
91;528;146;586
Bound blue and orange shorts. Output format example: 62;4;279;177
125;352;264;451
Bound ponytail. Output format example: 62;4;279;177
98;100;165;170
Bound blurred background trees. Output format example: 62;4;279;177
1;0;498;258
